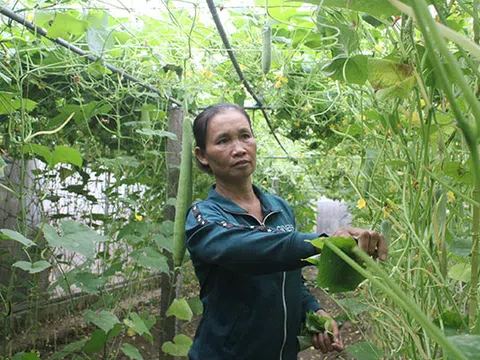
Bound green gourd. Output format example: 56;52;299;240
261;25;272;75
173;116;193;267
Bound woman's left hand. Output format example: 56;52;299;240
331;227;388;261
311;309;344;353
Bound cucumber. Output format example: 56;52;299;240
261;25;272;75
173;116;193;267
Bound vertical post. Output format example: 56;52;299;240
159;107;184;360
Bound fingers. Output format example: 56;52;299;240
311;332;333;353
331;318;344;351
333;227;388;261
377;233;388;261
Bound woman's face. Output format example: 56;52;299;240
195;109;257;182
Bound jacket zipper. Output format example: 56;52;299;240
223;208;288;359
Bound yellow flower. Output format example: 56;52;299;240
357;198;367;209
135;213;143;221
420;99;426;107
127;328;136;337
274;81;282;88
295;121;300;127
329;124;335;131
447;191;455;203
342;119;348;126
375;44;383;52
303;103;312;111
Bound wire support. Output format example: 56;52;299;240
0;6;196;116
204;0;291;158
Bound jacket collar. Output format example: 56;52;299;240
207;184;280;214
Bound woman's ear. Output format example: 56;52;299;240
194;147;209;167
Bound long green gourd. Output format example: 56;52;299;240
173;116;193;267
261;25;272;75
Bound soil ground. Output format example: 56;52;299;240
6;265;366;360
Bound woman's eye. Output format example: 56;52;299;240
217;138;228;144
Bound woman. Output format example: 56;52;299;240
185;103;387;359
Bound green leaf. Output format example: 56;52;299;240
0;92;37;114
305;310;331;333
187;297;204;315
81;329;107;354
301;0;399;18
135;129;178;140
12;352;41;360
43;221;107;260
75;272;106;294
134;247;169;273
154;234;173;254
44;12;88;40
51;146;83;167
84;309;120;333
121;343;144;360
0;229;36;247
106;323;123;341
449;238;472;257
12;260;51;274
166;298;193;321
0;156;5;178
337;297;372;316
124;312;153;343
345;341;383;359
161;334;193;357
448;263;471;282
50;339;87;359
367;58;413;89
447;335;480;359
23;144;52;164
314;237;365;293
345;55;368;85
376;76;416;101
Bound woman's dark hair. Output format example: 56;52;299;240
193;103;252;174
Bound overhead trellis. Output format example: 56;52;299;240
0;6;193;114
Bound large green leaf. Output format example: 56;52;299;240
75;272;106;294
0;92;37;114
161;334;193;357
344;55;368;85
447;335;480;359
86;10;113;55
124;312;153;344
135;129;178;140
12;260;51;274
51;146;83;167
134;247;169;273
0;156;5;178
0;229;36;247
448;238;472;257
43;221;107;260
84;309;120;333
448;263;471;282
376;76;416;101
154;233;173;254
50;339;87;360
300;0;399;18
367;58;413;89
81;329;107;354
43;12;88;40
23;144;52;164
12;353;41;360
311;237;364;293
345;341;383;359
121;343;144;360
166;298;193;321
187;297;204;315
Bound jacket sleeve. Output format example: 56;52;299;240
301;281;322;321
185;202;319;276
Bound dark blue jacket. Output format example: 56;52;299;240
186;185;322;360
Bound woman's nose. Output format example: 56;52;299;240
231;140;247;155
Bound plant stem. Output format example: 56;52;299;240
470;183;479;330
324;240;468;360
